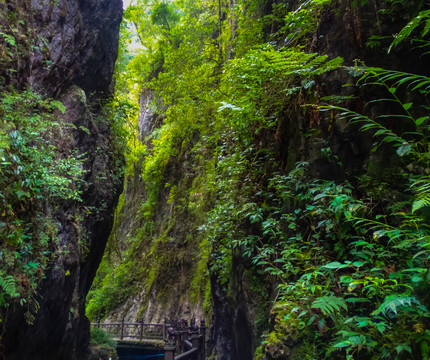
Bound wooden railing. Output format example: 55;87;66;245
91;319;165;341
164;319;206;360
92;318;206;359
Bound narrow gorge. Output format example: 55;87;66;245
1;0;430;360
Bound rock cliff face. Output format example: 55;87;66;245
101;91;206;325
0;1;122;359
29;0;122;97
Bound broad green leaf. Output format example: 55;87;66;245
323;261;349;270
415;116;428;126
402;102;413;111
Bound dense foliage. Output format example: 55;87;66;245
88;0;430;359
0;89;84;324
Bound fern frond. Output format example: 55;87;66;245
0;275;19;298
350;216;415;245
241;202;258;214
360;68;430;95
372;294;419;317
311;295;347;316
411;176;430;213
319;105;405;147
389;10;430;51
24;295;40;325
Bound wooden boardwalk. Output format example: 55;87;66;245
91;319;165;341
91;319;206;360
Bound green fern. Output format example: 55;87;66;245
0;275;19;299
412;176;430;213
24;295;41;325
235;202;258;217
359;67;430;97
311;295;347;316
389;10;430;52
372;294;421;317
319;105;405;149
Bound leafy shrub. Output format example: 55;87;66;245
90;327;117;349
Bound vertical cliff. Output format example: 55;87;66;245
0;1;123;359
